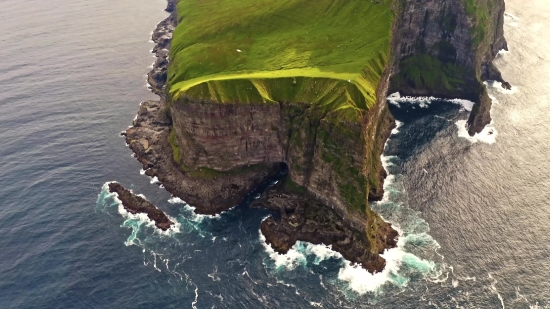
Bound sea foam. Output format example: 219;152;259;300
456;120;497;144
168;197;223;222
97;182;181;246
388;92;474;112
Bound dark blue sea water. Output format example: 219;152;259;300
1;0;549;307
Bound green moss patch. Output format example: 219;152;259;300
168;0;393;120
393;53;469;92
464;0;489;47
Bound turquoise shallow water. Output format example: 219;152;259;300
0;0;549;308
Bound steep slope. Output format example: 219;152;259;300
126;0;507;272
389;0;508;134
165;0;400;268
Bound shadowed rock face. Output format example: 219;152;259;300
108;182;173;231
389;0;508;135
124;100;281;215
170;102;285;172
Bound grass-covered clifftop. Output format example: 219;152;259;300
167;0;393;120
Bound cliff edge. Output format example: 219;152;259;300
389;0;508;134
125;0;507;272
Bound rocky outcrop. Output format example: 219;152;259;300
253;186;398;273
147;4;175;96
169;97;397;249
389;0;509;134
123;0;508;272
108;182;173;230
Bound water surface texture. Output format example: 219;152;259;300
0;0;549;308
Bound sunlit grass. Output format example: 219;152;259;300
168;0;393;119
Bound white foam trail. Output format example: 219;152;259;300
150;176;159;184
456;120;497;144
489;273;506;309
191;283;199;309
139;169;146;175
207;266;221;282
504;12;520;29
505;12;520;21
388;92;474;112
168;197;222;222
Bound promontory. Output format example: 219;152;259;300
125;0;507;272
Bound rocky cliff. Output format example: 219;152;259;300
389;0;508;134
126;0;507;272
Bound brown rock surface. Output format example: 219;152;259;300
253;187;398;273
108;182;173;231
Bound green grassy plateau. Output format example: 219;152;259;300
168;0;393;119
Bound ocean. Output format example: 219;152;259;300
0;0;548;307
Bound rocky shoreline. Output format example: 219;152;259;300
252;187;398;273
122;0;398;272
108;182;173;231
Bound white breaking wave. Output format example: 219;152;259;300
387;92;475;112
388;91;502;144
167;196;224;222
391;120;404;135
456;120;497;144
485;80;519;95
259;229;307;270
98;182;181;246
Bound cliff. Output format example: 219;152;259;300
125;0;507;272
389;0;508;134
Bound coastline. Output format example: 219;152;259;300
123;0;398;272
125;0;282;215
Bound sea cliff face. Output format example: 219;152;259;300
389;0;508;134
127;0;507;272
169;96;395;232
